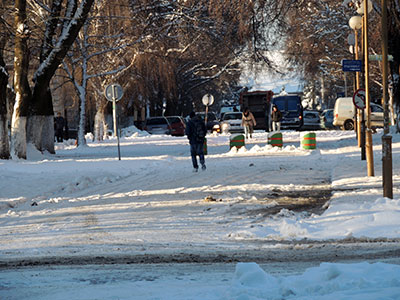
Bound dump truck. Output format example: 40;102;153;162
240;90;274;131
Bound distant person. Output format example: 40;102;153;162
271;105;282;132
185;112;207;172
241;108;256;139
54;112;65;142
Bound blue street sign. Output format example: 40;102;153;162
342;59;362;72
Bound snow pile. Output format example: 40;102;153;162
225;262;400;299
227;143;305;155
229;197;400;241
120;125;150;138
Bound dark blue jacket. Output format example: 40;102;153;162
185;116;206;145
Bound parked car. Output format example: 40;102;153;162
301;110;321;130
144;116;171;135
333;97;384;130
320;109;335;130
196;112;220;133
166;116;186;136
370;103;384;128
219;104;240;120
333;97;355;130
219;111;243;133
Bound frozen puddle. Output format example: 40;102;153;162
224;184;332;220
256;186;332;216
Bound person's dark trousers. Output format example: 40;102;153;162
190;143;205;169
56;130;63;142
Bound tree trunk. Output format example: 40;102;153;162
28;86;55;153
29;0;94;152
11;0;31;159
387;4;400;132
77;86;87;146
0;30;9;159
94;99;108;141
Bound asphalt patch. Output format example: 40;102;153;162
247;186;332;217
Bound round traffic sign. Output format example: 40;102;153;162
202;94;214;106
353;88;366;109
105;84;124;102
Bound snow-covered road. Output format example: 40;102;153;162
1;128;400;299
1;130;400;262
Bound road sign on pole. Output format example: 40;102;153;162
369;54;393;61
353;88;366;109
104;83;124;160
202;94;214;106
105;84;123;102
342;59;362;72
202;94;214;127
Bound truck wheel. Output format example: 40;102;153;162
344;120;354;131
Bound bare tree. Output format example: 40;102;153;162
0;0;11;159
11;0;94;159
284;0;400;114
386;2;400;130
123;0;296;116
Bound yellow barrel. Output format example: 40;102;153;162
268;132;283;147
301;132;316;150
230;134;245;149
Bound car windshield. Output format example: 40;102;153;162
304;112;319;119
223;113;242;120
146;118;168;125
197;113;216;121
371;105;383;113
166;117;181;124
273;96;301;111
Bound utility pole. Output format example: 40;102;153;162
381;0;393;198
354;23;366;160
363;0;374;176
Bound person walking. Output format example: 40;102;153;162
241;108;256;139
271;105;282;132
185;111;207;172
54;112;65;142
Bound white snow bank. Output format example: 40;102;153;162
121;125;150;138
225;262;400;300
229;197;400;241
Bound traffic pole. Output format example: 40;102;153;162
113;96;121;161
381;0;393;198
364;0;374;177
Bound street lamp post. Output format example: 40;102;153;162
346;0;392;194
360;0;375;176
381;0;393;198
349;15;366;160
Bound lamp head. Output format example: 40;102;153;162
356;0;373;14
349;15;362;30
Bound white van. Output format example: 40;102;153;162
333;97;384;130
